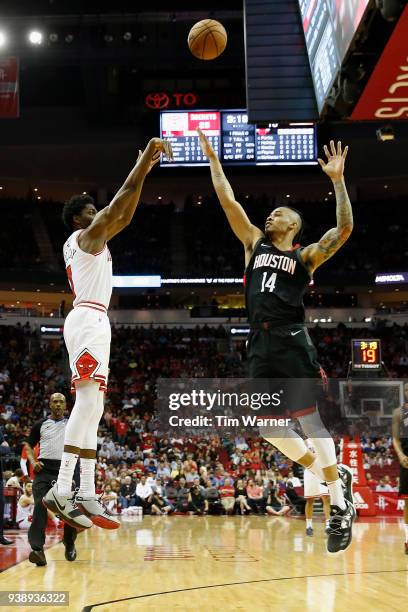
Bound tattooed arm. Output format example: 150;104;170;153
196;128;263;248
301;141;353;273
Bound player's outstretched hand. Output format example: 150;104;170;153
196;128;217;159
318;140;348;181
149;137;174;162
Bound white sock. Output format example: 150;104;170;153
78;458;96;497
404;523;408;543
327;479;346;510
306;518;313;528
57;452;78;496
326;519;330;527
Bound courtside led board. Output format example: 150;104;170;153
351;339;381;370
160;110;317;166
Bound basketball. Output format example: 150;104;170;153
188;19;227;60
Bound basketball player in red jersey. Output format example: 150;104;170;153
44;138;173;530
198;130;355;553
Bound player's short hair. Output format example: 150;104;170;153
62;194;95;230
285;206;304;244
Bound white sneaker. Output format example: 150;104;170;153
43;484;93;531
75;495;120;530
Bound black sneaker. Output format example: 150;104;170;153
337;464;356;516
63;541;77;562
306;527;313;537
29;549;47;566
327;500;355;553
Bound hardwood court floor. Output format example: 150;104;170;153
1;515;407;612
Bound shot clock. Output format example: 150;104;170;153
351;339;381;371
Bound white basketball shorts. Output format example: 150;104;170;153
64;306;111;392
303;468;329;499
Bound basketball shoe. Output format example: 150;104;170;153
327;499;355;553
75;494;120;529
43;484;93;530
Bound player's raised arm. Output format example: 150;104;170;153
301;141;353;273
197;128;263;248
80;138;173;251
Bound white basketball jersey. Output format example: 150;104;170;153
63;230;113;311
17;499;34;522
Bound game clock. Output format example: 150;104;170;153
351;339;381;370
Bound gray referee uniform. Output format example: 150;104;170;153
27;417;78;552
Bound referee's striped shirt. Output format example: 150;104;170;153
28;417;67;460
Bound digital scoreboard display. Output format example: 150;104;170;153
160;110;317;167
298;0;370;113
351;339;382;371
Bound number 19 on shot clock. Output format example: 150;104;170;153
351;339;381;370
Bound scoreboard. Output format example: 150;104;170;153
160;110;317;167
298;0;370;113
351;339;382;371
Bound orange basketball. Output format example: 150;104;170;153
188;19;227;61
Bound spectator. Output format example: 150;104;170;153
136;475;154;513
246;478;264;514
235;479;251;515
205;483;223;515
174;478;190;513
151;489;173;515
286;469;302;488
365;472;378;487
6;468;25;491
219;477;235;515
119;476;136;509
102;484;118;513
188;484;208;515
156;461;171;480
376;477;394;492
265;481;291;516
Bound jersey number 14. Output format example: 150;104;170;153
261;272;277;293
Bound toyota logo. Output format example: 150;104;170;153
145;92;170;109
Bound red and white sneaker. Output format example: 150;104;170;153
75;495;120;529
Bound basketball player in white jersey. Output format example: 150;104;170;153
17;482;34;529
44;137;173;530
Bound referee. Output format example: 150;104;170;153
25;393;79;566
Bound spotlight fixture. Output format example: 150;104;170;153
104;34;113;43
0;31;7;47
65;34;74;43
49;33;58;43
123;32;132;41
28;30;43;45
